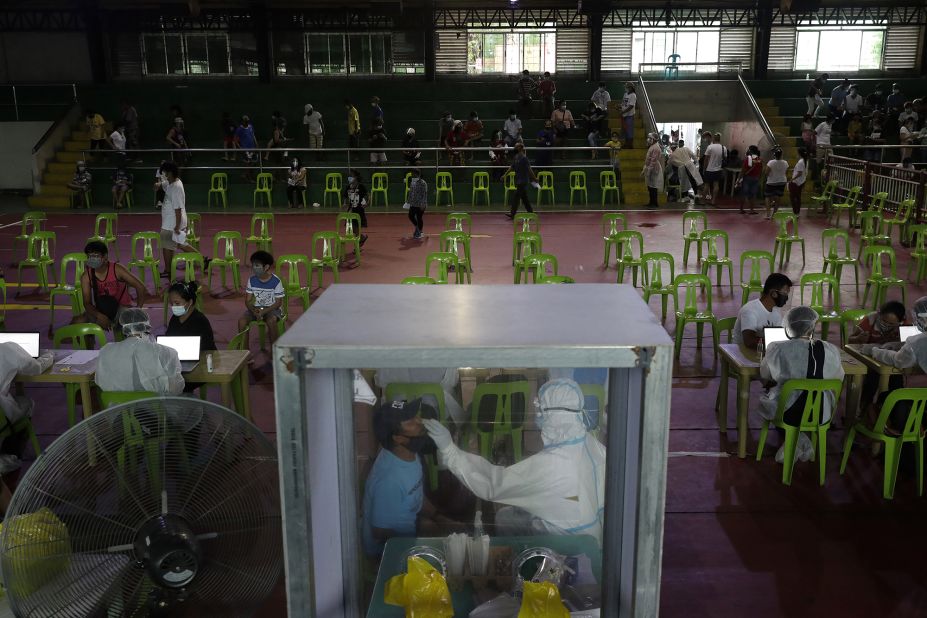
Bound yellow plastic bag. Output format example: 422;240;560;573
384;555;454;618
518;581;570;618
0;507;71;598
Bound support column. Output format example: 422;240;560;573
753;1;772;79
81;0;108;83
920;26;927;76
252;0;272;83
588;13;604;83
424;0;436;81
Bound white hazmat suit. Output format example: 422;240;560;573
95;309;185;395
424;378;606;542
0;343;53;423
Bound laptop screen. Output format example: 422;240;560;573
0;333;40;358
764;327;789;347
899;326;919;342
156;336;201;361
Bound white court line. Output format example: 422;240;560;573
668;451;731;458
0;221;23;230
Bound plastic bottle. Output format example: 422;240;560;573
757;340;764;364
473;510;484;537
206;353;214;373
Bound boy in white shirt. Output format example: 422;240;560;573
733;273;792;359
158;162;207;277
702;133;726;206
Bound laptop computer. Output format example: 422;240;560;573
763;327;789;348
899;325;919;342
156;336;201;372
0;332;40;358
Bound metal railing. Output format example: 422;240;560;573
825;152;925;219
737;73;779;153
0;83;77;121
637;61;743;80
635;76;658;139
830;143;927;166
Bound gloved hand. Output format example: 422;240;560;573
423;418;453;450
858;344;878;356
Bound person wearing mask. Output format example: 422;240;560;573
800;114;816;155
669;138;702;205
805;73;828;117
642;133;663;209
844;85;862;116
166;117;189;166
303;104;325;160
503;109;522;147
620;83;637;149
165;281;216;351
534;120;555;169
886;83;906;118
516;70;536;108
849;301;908;419
67;160;92;207
438;111;455;143
286;157;308;209
764;148;789;219
405;167;428;240
234;115;258;180
401;128;421;166
238;250;285;349
581;103;607;158
846;114;864;146
866;83;886;114
504;142;537;219
864;111;886;163
120;100;140;161
343;169;370;245
464;111;484;162
828;78;850;117
591;81;611;113
698;130;712;174
220;111;237;162
605;131;624;187
738;145;762;215
110;165;133;210
0;342;53;469
159;162;206;276
702;133;726;207
374;369;466;428
108;124;127;162
551;100;575;157
95;308;184;395
734;272;792;358
538;72;557;118
77;240;146;331
789;148;809;215
263;111;289;162
899;117;917;161
814;115;834;169
344;99;361;158
424;379;606;541
444;120;466;166
489;129;509;179
363;399;450;557
759;306;845;465
368;120;388;166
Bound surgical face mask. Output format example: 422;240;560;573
894;88;900;94
291;160;298;169
171;304;188;317
402;434;433;453
252;265;266;277
773;291;789;308
875;316;898;332
86;256;103;269
347;176;355;185
510;114;516;120
471;115;478;120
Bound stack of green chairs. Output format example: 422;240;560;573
772;212;805;268
699;229;734;291
439;231;472;283
48;253;87;328
613;230;644;287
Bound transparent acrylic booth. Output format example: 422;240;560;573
273;284;673;617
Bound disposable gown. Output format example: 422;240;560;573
0;343;53;422
435;396;606;542
872;332;927;371
95;337;184;395
643;142;665;191
759;339;844;422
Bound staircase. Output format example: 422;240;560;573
607;111;648;206
756;98;801;163
28;126;92;209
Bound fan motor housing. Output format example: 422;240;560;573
134;514;202;589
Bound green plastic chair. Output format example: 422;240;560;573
0;279;6;330
127;231;161;294
435;171;454;207
253;172;273;208
512;232;542;282
87;213;119;262
244;213;274;257
207;172;229;209
425;252;460;284
370;172;389;206
868;191;889;217
600;170;620;206
699;229;734;291
756;379;843;486
861;246;906;310
401;276;436;285
840;309;870;347
471;171;491;207
681;211;708;267
502;171;516;206
403;172;412;203
277;254;311;310
247;303;288;352
537;275;574;283
513;212;539;234
70;187;93;209
208;231;243;291
309;231;341;288
521;253;559;284
602;213;628;267
908;223;927;284
16;231;56;292
883;198;915;244
840;388;926;499
49;253;87;328
12;211;46;261
641;252;676;321
711;315;739;412
613;230;644;287
228;329;251;351
673;273;719;360
446;212;473;235
821;228;860;296
536;171;555;206
440;231;472;283
162;252;204;321
857;211;891;261
809;180;838;215
569;171;587;207
53;322;107;427
799;272;841;340
739;250;773;306
324;173;343;207
384;382;449;490
772;212;805;268
469;380;531;464
336;213;363;263
829;185;861;228
185;213;201;250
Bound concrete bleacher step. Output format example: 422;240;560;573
27;195;70;209
47;161;76;174
63;140;89;152
57;151;81;163
42;172;72;184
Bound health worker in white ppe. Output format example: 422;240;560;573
867;296;927;371
95;308;185;395
424;378;606;542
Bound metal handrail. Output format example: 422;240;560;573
635;75;658;138
736;73;779;153
638;61;743;74
0;83;77;121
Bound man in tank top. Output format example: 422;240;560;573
75;240;148;332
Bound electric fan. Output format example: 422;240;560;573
0;398;282;618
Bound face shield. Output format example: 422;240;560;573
120;308;153;338
784;306;819;339
914;296;927;332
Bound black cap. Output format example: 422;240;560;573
373;398;423;448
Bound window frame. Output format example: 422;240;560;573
140;32;232;77
466;27;557;76
630;26;721;74
792;25;886;72
304;32;395;76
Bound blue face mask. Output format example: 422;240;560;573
171;304;188;317
347;176;355;184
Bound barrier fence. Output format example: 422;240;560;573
826;152;925;221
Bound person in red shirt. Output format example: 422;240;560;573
444;121;466;166
538;71;557;118
738;145;762;215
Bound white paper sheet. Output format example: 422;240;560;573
57;350;99;365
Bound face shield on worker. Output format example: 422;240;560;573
120;308;152;339
913;296;927;332
784;306;819;340
423;378;606;541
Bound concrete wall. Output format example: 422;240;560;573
0;122;53;190
0;33;92;83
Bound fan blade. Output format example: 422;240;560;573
162;489;168;515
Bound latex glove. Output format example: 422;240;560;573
858;344;878;356
423;418;453;450
37;351;55;373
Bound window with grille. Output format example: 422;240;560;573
793;27;885;72
141;33;231;76
466;30;556;75
304;33;393;75
631;28;721;74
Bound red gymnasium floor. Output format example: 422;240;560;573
2;207;927;617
